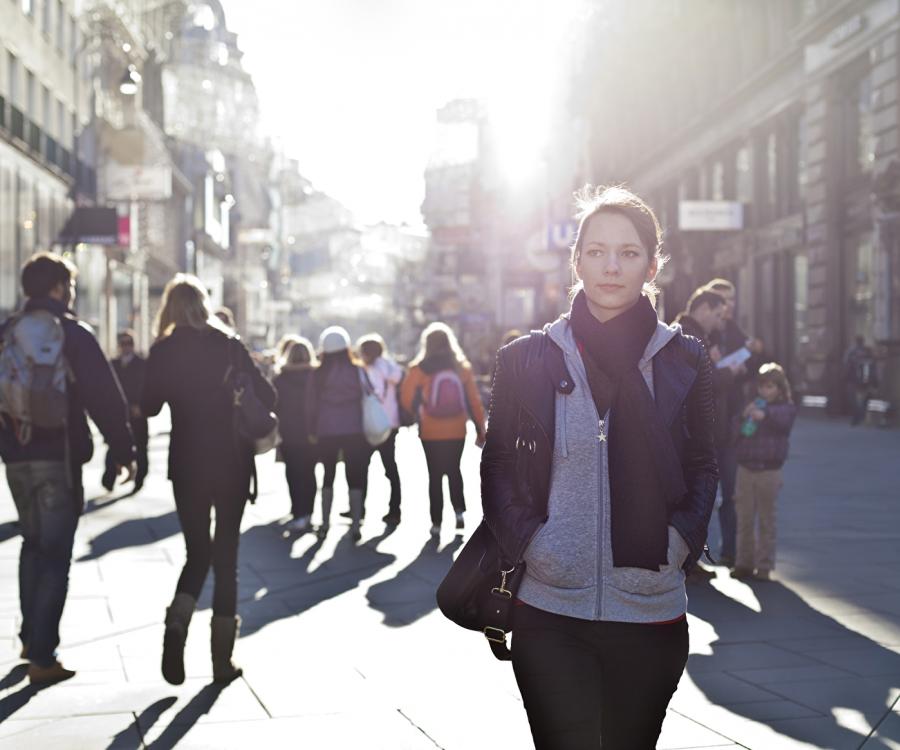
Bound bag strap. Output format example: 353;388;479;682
481;562;523;661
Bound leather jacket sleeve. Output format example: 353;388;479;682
669;342;719;567
481;345;543;563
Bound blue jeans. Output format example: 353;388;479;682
6;461;78;667
716;446;738;561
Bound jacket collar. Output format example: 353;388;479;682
24;296;71;318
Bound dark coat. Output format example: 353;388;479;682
306;358;364;438
0;297;135;472
734;402;797;470
112;354;147;407
481;326;718;569
273;365;314;448
141;326;276;497
677;314;733;446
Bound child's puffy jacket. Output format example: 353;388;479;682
734;402;797;470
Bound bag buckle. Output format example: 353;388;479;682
491;566;516;598
483;626;507;644
233;386;244;407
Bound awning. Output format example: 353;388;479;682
57;207;118;245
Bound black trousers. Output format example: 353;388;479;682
362;429;401;515
318;434;369;491
421;439;465;525
172;480;246;616
283;444;317;518
512;604;688;750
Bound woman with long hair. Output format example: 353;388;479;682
273;337;318;533
400;322;486;536
141;274;276;686
305;326;368;541
482;186;717;748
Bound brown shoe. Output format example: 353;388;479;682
28;661;75;685
730;567;754;580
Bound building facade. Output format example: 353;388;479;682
567;0;900;414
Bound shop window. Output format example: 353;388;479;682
843;66;875;178
711;160;725;201
792;253;809;356
736;144;752;204
849;234;876;344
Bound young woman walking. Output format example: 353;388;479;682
357;334;404;524
141;274;276;685
482;186;717;749
306;326;368;541
273;337;318;533
400;323;486;536
731;363;797;581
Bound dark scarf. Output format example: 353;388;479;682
570;291;687;570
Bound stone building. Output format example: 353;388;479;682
567;0;900;412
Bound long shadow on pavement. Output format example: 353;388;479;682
143;684;224;750
76;511;180;561
206;522;397;638
687;579;900;748
0;665;56;722
106;696;177;750
366;535;463;627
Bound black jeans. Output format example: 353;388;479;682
318;434;369;491
421;439;465;526
362;429;401;515
172;480;246;616
512;604;688;750
282;443;317;518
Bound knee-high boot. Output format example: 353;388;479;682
211;615;242;684
162;592;196;685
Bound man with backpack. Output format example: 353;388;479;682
0;253;135;684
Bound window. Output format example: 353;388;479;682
711;160;725;200
849;234;876;344
69;15;77;62
766;131;777;214
736;144;752;203
25;69;34;117
56;0;64;53
42;0;50;35
856;72;875;173
791;110;808;210
7;53;18;107
57;99;64;145
41;85;50;129
20;0;33;17
793;253;809;354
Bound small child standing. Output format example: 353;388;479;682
731;363;797;581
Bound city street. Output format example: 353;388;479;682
0;415;898;749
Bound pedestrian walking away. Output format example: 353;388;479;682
400;322;486;537
103;329;149;494
844;335;879;426
731;363;797;581
357;333;404;525
306;326;369;542
273;337;318;534
481;186;717;749
141;274;276;686
0;253;136;685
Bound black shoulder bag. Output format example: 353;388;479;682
436;520;524;661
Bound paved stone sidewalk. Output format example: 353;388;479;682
0;417;898;749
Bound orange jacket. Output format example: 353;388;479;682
400;363;486;441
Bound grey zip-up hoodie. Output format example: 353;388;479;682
517;316;692;623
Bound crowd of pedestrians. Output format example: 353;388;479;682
0;219;803;747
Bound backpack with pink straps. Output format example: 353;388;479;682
423;369;467;419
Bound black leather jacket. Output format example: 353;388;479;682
481;326;718;570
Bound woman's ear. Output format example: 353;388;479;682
646;255;658;283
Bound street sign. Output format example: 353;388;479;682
678;201;743;231
547;220;577;250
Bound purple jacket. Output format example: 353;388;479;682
307;360;364;438
734;402;797;470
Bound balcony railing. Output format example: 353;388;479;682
59;147;72;176
27;121;42;154
45;136;57;166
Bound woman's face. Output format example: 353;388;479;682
575;212;657;322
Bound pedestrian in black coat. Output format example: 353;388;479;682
273;337;318;533
141;274;276;686
103;330;149;492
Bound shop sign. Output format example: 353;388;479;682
106;165;172;201
678;201;743;231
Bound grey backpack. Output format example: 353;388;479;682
0;309;69;444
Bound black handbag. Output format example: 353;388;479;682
436;520;525;661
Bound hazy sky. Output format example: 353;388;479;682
224;0;581;226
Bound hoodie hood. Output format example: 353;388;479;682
547;311;678;365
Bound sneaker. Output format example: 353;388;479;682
287;516;311;533
339;510;353;519
730;567;754;580
430;524;440;537
28;661;75;685
455;512;464;530
382;512;401;525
